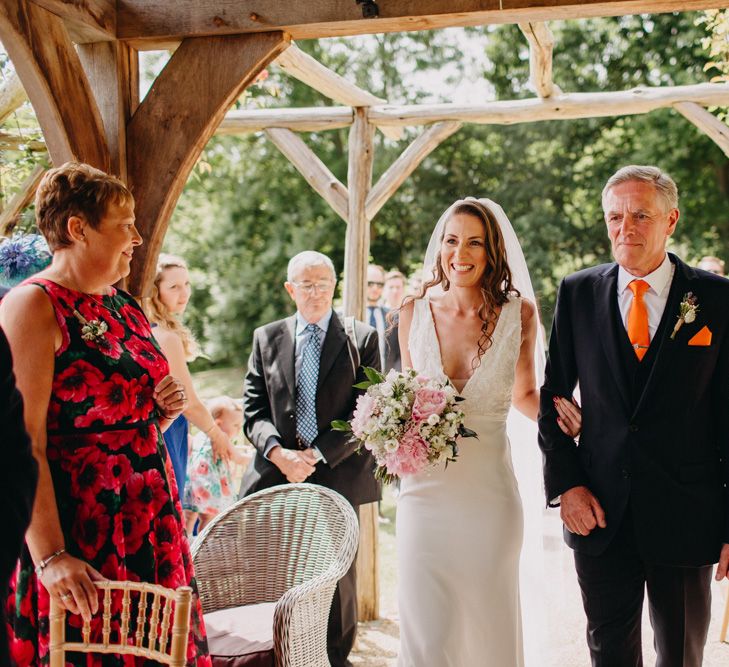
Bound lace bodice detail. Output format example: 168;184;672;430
408;296;522;421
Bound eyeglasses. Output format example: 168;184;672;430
292;281;335;295
367;281;385;288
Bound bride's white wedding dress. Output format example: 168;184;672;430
397;295;525;667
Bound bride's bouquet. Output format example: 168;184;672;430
332;367;476;483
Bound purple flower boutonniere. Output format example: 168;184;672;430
670;292;699;340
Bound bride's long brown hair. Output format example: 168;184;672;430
402;199;519;370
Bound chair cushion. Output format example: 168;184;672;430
204;602;276;667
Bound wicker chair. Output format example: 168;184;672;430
49;580;193;666
191;483;359;667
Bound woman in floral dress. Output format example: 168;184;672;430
0;162;211;665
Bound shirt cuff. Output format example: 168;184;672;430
312;447;327;464
263;436;280;460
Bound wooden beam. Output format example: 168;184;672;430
0;0;109;169
275;42;385;107
518;22;558;98
213;82;729;136
674;101;729;158
366;121;462;220
29;0;115;42
0;73;27;125
368;82;729;127
78;41;139;178
343;107;374;321
126;31;290;296
217;106;353;135
343;108;377;622
265;127;349;222
0;163;46;235
117;0;729;47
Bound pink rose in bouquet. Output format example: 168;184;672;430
384;426;429;477
412;387;447;422
350;393;377;439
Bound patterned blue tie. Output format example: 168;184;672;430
368;307;377;329
296;323;321;446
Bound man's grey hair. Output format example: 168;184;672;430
602;165;679;212
287;250;336;282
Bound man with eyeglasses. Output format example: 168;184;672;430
239;250;380;667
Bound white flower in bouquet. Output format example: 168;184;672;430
332;366;477;483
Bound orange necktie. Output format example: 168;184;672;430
627;279;650;361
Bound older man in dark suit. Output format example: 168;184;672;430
239;250;380;667
539;165;729;667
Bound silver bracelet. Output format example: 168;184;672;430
35;547;66;578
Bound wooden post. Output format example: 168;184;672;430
78;41;139;180
343;107;379;621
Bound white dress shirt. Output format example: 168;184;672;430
617;254;675;342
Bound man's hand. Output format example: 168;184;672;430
560;485;607;536
715;543;729;581
299;449;320;466
269;446;316;483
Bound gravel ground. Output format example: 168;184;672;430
352;489;729;666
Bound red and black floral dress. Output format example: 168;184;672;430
5;279;211;666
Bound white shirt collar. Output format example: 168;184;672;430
617;254;672;297
295;309;333;335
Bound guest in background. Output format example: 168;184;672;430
1;161;210;665
0;325;37;667
184;396;250;535
382;270;406;310
239;250;380;667
143;254;241;494
698;255;725;276
382;270;405;371
366;264;389;369
407;268;424;297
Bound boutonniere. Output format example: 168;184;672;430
670;292;699;340
73;309;108;342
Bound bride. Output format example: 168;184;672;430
396;198;578;666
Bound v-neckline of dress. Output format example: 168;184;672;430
425;297;508;395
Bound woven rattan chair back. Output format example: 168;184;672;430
191;483;359;612
49;580;193;667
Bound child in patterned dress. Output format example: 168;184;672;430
183;396;250;534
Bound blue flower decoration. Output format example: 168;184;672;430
0;233;52;288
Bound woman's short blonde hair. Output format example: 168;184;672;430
34;162;134;251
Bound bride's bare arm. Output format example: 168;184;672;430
397;300;415;369
512;298;539;421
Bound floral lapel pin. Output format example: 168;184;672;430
73;309;108;342
670;292;699;340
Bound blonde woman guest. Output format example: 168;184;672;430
184;396;250;535
143;254;242;493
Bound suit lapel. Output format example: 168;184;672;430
632;255;692;417
594;264;632;413
318;312;347;390
273;315;297;401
